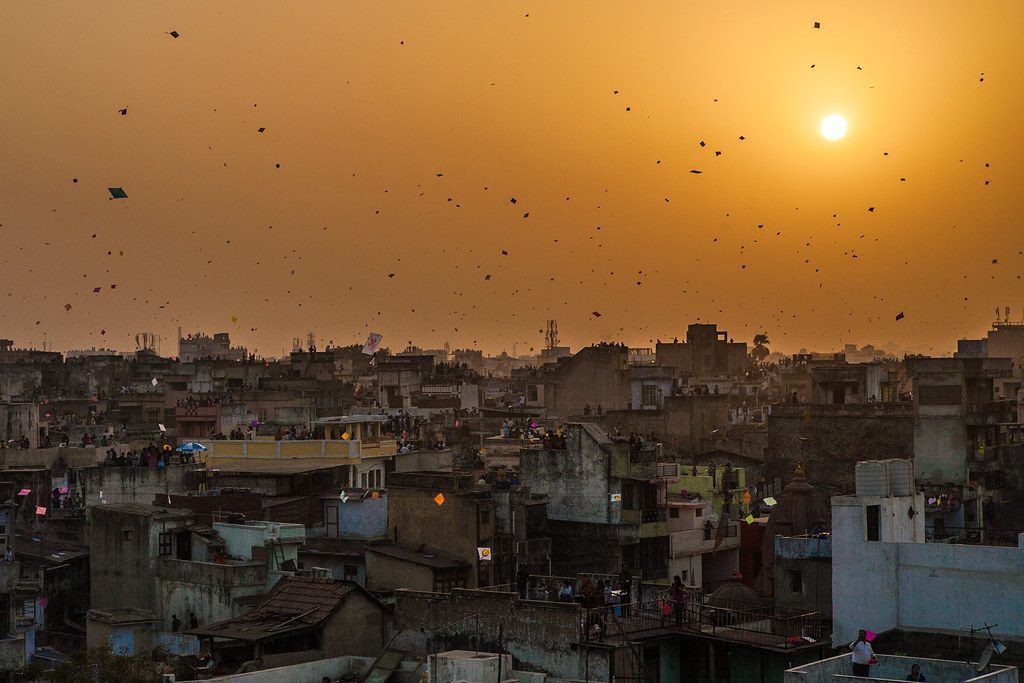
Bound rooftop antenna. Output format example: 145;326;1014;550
971;623;1007;672
545;320;559;350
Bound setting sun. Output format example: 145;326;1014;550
820;114;848;140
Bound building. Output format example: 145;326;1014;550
665;498;741;590
773;531;831;620
178;332;248;363
831;459;1024;650
906;357;1015;530
89;503;196;613
754;466;832;598
518;423;669;579
785;653;1018;682
385;472;495;588
540;343;631;418
364;543;470;593
90;503;306;627
376;355;435;409
189;576;390;673
655;324;749;378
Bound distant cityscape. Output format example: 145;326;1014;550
0;316;1016;680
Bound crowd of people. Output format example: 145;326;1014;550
104;443;192;467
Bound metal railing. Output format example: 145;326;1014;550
926;526;1022;547
702;523;739;541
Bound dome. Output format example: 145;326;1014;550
706;580;760;609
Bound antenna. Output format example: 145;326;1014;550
971;623;1007;672
545;320;559;350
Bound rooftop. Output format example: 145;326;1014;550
14;534;89;564
188;577;361;642
784;652;1017;682
202;460;347;475
87;607;156;625
366;543;468;569
91;503;194;520
314;414;387;425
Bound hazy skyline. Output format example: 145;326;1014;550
1;2;1022;357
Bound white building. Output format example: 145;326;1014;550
666;499;740;588
832;459;1024;649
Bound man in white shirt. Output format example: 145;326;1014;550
850;629;876;677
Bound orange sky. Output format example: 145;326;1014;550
1;2;1022;357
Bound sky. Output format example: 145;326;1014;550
1;2;1022;358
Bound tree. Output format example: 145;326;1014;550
751;334;770;363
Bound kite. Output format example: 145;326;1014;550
108;187;128;199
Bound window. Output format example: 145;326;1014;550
641;384;660;408
866;505;881;541
669;508;680;519
789;570;803;594
479;508;491;525
527;386;539;402
122;529;133;542
17;599;35;620
360;468;382;489
343;564;359;582
695;508;702;517
158;532;173;557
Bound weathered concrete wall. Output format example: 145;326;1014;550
80;464;198;507
0;403;39;447
519;425;613;525
334;495;387;539
386;476;492;588
544;346;630;419
89;507;158;611
0;447;103;469
320;592;387;658
364;551;435;592
767;405;914;492
603;393;731;453
394;589;610;682
157;558;267;626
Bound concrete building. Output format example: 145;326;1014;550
377;354;435;409
831;459;1024;649
518;423;669;579
655;324;749;378
540;343;631;419
665;498;741;590
385;472;495;588
810;363;898;405
89;503;195;613
364;543;470;593
774;532;832;619
90;503;306;626
190;576;390;673
785;653;1018;682
178;332;248;363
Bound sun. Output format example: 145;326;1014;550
820;114;848;140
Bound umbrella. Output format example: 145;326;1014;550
175;442;208;453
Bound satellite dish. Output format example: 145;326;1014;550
976;644;993;672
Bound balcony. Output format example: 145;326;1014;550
774;534;831;559
197;438;397;463
611;451;658;480
670;523;740;557
926;525;1023;547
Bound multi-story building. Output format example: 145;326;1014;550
518;423;669;579
385;472;495;588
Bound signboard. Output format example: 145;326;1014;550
477;548;492;561
610;493;622;503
